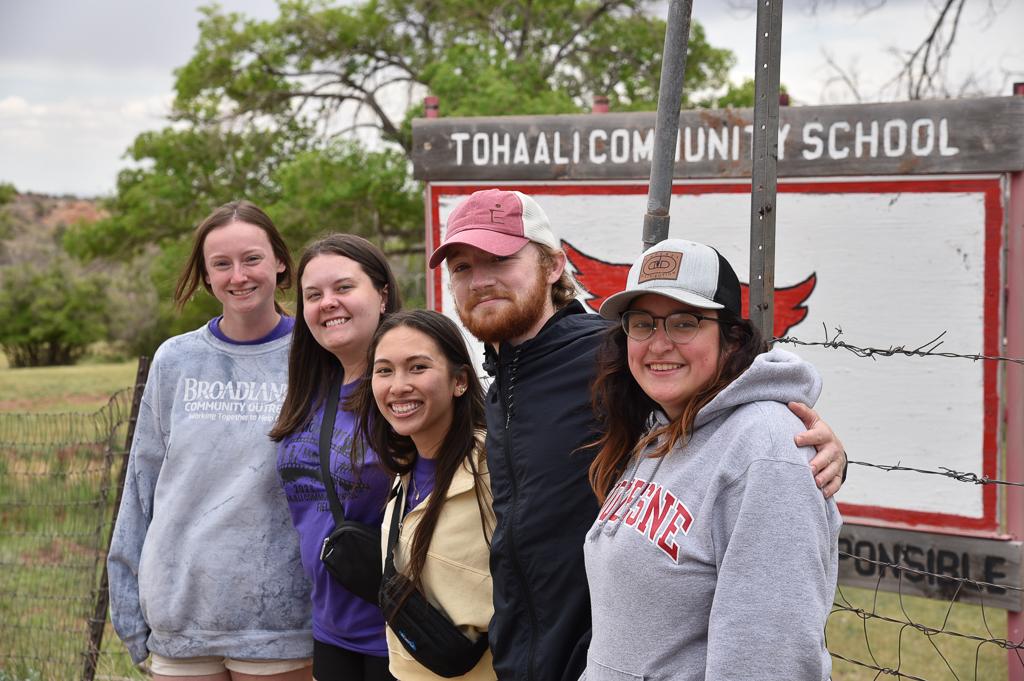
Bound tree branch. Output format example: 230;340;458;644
544;0;619;79
517;0;535;60
821;49;863;103
881;0;965;99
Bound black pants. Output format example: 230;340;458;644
313;639;394;681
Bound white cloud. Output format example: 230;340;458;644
694;1;1024;103
0;96;30;114
0;92;175;196
0;0;1021;196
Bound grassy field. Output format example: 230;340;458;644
0;359;138;414
0;361;1016;680
1;366;144;681
828;585;1010;679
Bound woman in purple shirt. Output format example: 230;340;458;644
271;234;401;681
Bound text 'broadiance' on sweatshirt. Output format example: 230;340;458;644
107;323;312;664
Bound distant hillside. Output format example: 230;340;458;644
1;193;106;265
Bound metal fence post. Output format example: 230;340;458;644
748;0;785;340
642;0;694;251
81;356;150;681
1005;80;1024;681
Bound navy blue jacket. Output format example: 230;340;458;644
483;301;611;681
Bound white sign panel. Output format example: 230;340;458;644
426;178;1003;534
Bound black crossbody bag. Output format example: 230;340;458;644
317;374;383;604
379;482;489;677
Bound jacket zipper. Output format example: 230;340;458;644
499;348;539;681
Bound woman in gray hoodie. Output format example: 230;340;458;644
584;238;841;681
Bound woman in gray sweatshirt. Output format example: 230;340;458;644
584;238;841;681
106;201;314;680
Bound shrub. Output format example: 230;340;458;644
0;259;109;367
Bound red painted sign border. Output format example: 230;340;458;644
425;178;1004;535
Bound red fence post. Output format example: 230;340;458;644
1007;81;1024;681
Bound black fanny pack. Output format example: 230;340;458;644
379;482;489;677
319;523;381;604
317;374;382;604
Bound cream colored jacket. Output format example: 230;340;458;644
380;442;496;681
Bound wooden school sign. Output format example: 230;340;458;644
413;96;1024;606
413;97;1024;180
838;524;1023;611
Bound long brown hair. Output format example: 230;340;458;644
269;234;401;442
588;308;767;502
352;310;490;591
173;200;293;313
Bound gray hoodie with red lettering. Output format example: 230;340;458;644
582;348;841;681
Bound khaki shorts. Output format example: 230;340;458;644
149;652;312;676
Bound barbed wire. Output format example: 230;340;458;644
7;360;1024;679
847;460;1024;488
772;324;1024;494
773;326;1024;366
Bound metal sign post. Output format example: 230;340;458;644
1005;79;1024;681
642;0;694;251
748;0;785;339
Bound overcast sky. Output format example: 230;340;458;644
1;0;1021;197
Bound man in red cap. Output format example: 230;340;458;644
429;188;847;681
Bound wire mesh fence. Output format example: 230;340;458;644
830;552;1022;679
776;329;1024;680
0;330;1021;680
0;388;143;681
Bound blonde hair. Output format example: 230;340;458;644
536;243;579;309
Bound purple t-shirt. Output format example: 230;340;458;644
208;315;295;344
276;380;391;656
406;456;437;513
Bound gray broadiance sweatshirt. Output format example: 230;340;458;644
583;349;841;681
106;325;312;664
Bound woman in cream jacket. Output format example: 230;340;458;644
355;310;495;681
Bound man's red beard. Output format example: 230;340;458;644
455;267;551;345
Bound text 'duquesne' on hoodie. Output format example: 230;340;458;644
583;348;842;681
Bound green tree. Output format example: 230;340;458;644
0;259;109;367
269;141;427;306
0;182;15;244
66;0;740;352
173;0;735;147
698;77;783;109
65;135;425;342
269;142;423;256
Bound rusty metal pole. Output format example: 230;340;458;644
748;0;785;338
642;0;694;251
82;357;150;681
1005;78;1024;681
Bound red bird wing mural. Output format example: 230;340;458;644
562;240;817;337
562;240;630;313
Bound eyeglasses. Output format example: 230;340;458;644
621;310;722;344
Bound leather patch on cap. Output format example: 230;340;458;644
638;251;683;283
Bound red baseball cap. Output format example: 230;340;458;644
428;189;559;268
